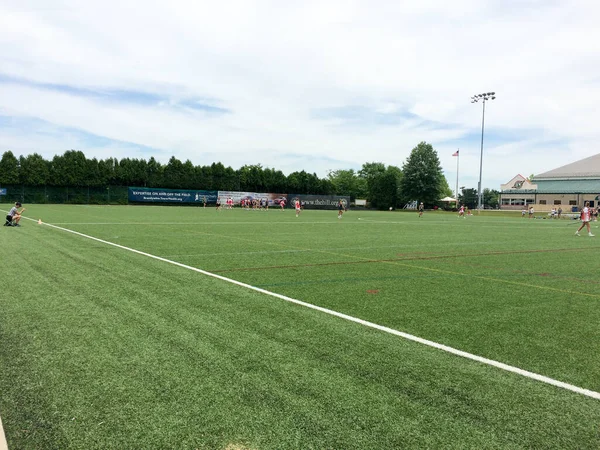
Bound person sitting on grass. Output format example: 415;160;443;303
4;201;25;227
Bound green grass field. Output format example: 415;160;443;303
1;204;599;449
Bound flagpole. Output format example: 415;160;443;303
455;149;459;202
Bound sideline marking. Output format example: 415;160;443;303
50;221;353;225
0;416;7;450
212;245;598;274
15;216;600;401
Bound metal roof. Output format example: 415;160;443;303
535;153;600;179
535;179;600;193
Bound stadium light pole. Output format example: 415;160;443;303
471;92;496;210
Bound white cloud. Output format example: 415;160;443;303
1;0;599;189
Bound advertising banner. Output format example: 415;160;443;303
128;187;218;204
287;194;350;210
0;188;6;195
217;191;287;206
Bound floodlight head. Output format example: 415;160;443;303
491;96;496;100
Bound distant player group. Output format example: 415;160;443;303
215;197;285;211
2;199;595;232
416;200;595;237
418;202;470;218
212;197;346;219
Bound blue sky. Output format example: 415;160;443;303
1;0;599;193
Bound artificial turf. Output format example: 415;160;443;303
1;204;599;448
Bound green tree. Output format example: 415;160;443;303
358;162;386;202
146;157;163;187
85;158;102;187
181;160;196;189
97;158;117;186
263;168;287;193
117;158;149;186
0;151;20;184
163;156;183;188
49;154;67;186
318;178;335;195
327;169;366;199
211;162;227;190
439;176;453;198
198;165;213;190
19;153;49;185
239;164;265;192
116;158;133;185
459;188;478;209
60;150;88;186
483;188;500;208
370;170;398;210
222;166;238;191
385;165;404;207
136;159;150;187
287;170;320;194
399;142;444;206
305;172;321;194
286;171;303;193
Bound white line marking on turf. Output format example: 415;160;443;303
0;415;7;450
50;221;350;225
161;241;493;258
27;217;600;401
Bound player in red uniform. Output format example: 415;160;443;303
458;205;465;218
295;200;301;217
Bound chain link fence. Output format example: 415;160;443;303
0;185;129;204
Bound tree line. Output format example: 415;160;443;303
0;142;498;209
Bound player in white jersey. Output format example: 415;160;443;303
575;201;595;236
295;200;301;217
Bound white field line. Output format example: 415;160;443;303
11;215;600;401
50;221;350;225
0;415;7;450
356;218;585;229
161;241;493;258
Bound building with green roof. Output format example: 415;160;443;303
499;154;600;210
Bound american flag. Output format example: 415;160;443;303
452;150;459;156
